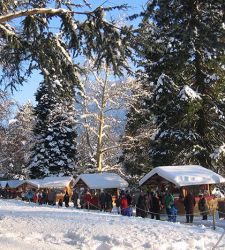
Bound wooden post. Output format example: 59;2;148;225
212;209;216;230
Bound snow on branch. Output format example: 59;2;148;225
0;8;71;23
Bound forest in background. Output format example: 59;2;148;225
0;0;224;181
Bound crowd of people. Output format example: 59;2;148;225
0;185;209;223
0;188;58;205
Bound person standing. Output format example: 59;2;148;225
136;191;147;218
99;190;106;211
64;191;70;207
183;190;196;223
126;190;132;207
198;193;208;220
84;189;92;210
165;190;174;221
121;193;128;216
151;192;161;220
71;189;79;208
105;192;113;212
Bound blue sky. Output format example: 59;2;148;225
12;0;147;105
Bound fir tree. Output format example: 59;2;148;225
30;72;77;178
124;0;225;174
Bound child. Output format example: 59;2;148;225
169;205;178;222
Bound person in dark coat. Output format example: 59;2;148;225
71;189;79;208
63;191;70;207
99;190;106;211
198;194;208;220
126;190;132;206
183;191;196;223
42;190;48;204
136;191;147;218
151;192;161;220
105;192;113;212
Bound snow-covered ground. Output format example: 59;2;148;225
0;199;225;250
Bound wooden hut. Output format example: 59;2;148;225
139;165;225;214
24;176;74;201
74;172;129;206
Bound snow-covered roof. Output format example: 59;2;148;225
25;176;74;189
74;173;129;189
6;180;25;188
0;181;8;188
139;165;225;187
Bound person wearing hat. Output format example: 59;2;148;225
198;193;208;220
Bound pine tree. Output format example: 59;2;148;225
30;72;77;178
124;0;225;174
121;80;154;176
0;1;131;89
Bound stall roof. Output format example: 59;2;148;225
139;165;225;187
25;176;74;189
6;180;25;188
74;173;129;189
0;181;8;188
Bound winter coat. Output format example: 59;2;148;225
84;192;92;203
105;193;113;210
33;193;38;203
136;194;147;218
126;193;132;206
64;193;70;207
165;194;174;209
184;193;196;213
151;196;161;213
72;191;78;204
42;191;47;203
99;192;106;205
121;196;128;210
198;197;208;215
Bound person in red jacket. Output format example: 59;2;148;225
121;193;128;216
84;190;92;210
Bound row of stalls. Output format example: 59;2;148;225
0;173;129;202
1;165;225;215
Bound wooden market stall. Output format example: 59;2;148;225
24;176;75;201
139;165;225;215
2;180;25;198
74;172;129;207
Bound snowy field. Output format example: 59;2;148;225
0;200;225;250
